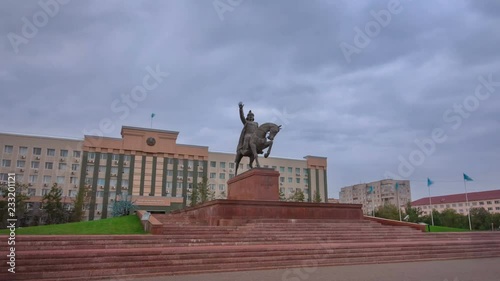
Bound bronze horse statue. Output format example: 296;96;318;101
234;122;281;175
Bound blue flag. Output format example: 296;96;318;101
463;173;473;181
367;186;373;194
151;113;155;118
395;182;399;190
427;178;434;187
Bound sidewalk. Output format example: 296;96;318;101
127;257;500;281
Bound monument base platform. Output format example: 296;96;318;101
172;199;363;226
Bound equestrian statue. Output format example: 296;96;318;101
235;102;281;175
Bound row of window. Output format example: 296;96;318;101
280;187;310;194
2;160;80;171
208;161;309;175
3;145;81;157
422;200;500;209
27;188;79;197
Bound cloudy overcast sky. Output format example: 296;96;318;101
1;0;499;201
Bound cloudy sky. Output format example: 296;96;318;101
1;0;499;201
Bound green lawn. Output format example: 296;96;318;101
0;215;147;235
426;225;469;232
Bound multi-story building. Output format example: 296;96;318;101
412;190;500;215
339;179;411;215
0;126;328;221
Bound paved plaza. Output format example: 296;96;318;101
131;257;500;281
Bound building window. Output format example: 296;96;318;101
19;146;28;155
16;160;25;168
229;163;235;169
288;177;292;183
229;174;234;179
479;202;485;205
123;155;131;162
495;201;500;204
43;176;51;183
288;188;294;193
45;148;55;156
472;202;477;206
72;164;80;171
100;154;107;160
219;173;225;179
42;189;50;196
73;151;81;158
27;188;36;196
488;207;493;211
295;168;300;174
4;145;13;154
459;203;463;207
33;147;41;155
487;201;492;205
88;152;96;160
219;184;225;191
31;161;40;169
496;207;500;211
220;162;226;169
452;204;457;207
296;178;300;183
69;190;77;197
29;175;38;183
210;173;216;179
280;177;284;183
57;176;65;184
272;166;277;170
45;162;53;169
58;163;67;170
280;167;285;173
70;177;78;184
1;160;11;167
288;167;293;173
210;161;216;168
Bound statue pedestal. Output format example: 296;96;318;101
227;168;280;201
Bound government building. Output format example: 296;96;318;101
339;179;411;215
0;126;328;221
412;190;500;215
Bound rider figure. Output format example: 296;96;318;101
237;102;259;155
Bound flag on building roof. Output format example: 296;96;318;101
151;113;156;118
367;186;373;194
463;173;473;181
395;182;399;190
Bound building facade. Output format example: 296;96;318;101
0;126;328;221
339;179;411;215
412;190;500;215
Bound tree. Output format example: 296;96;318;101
470;207;491;230
42;183;66;225
189;184;199;207
70;184;92;222
374;204;400;221
439;209;468;229
313;191;322;203
279;189;286;201
197;177;214;204
403;202;423;223
0;181;30;227
111;193;136;217
288;189;305;202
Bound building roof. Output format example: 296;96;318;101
412;189;500;206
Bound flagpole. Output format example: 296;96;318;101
150;116;153;128
428;184;434;226
396;183;401;221
464;179;472;231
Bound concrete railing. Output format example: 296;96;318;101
364;216;426;232
136;210;163;234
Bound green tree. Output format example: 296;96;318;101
111;193;136;217
70;184;92;222
197;177;214;204
0;181;30;227
288;189;305;202
189;184;199;207
439;208;468;229
470;207;491;230
403;202;423;223
313;191;322;203
374;204;400;221
279;189;286;201
42;183;66;225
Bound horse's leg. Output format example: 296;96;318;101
249;154;254;169
250;143;260;168
234;153;242;176
264;140;274;158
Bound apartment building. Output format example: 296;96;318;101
412;190;500;215
0;126;328;220
339;179;411;215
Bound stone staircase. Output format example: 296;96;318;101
2;216;500;280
